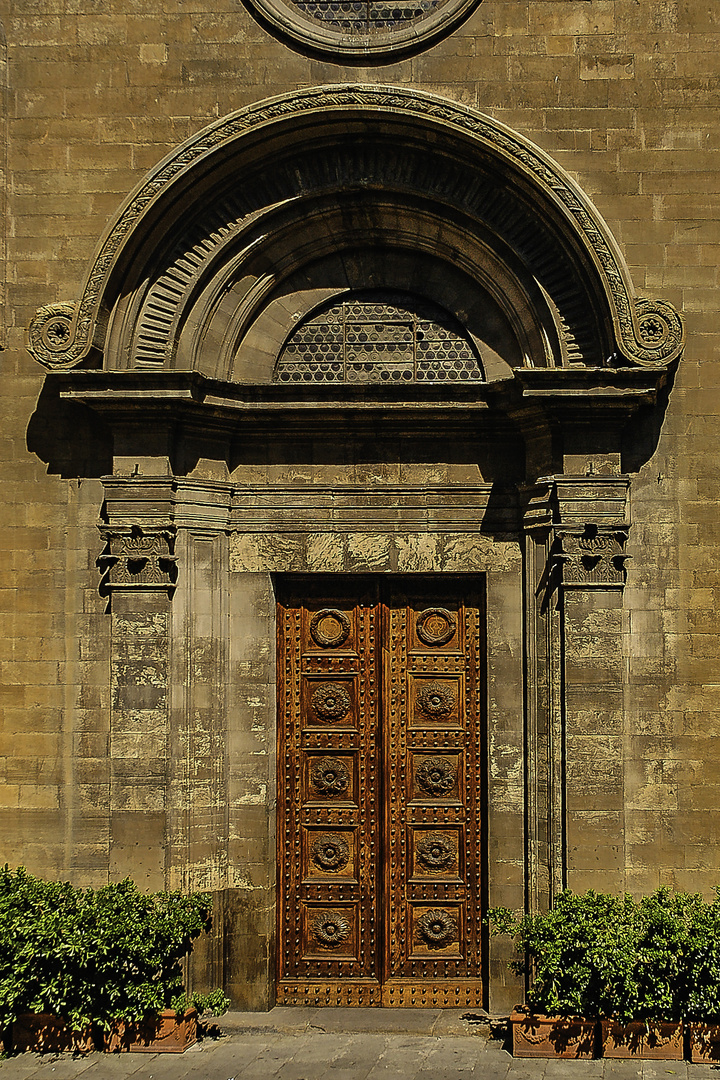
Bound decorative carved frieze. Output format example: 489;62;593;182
98;527;177;595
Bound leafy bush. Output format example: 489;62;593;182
628;888;700;1023
488;890;634;1019
679;887;720;1022
172;989;232;1017
488;887;712;1023
0;866;228;1032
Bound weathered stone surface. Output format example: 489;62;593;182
0;0;717;1016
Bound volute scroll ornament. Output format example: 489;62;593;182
630;298;684;366
27;302;80;370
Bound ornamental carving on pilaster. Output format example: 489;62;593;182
98;527;177;595
553;525;630;587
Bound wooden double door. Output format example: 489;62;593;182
276;577;486;1008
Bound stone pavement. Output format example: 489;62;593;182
1;1010;717;1080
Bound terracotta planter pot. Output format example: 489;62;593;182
510;1008;596;1058
600;1019;683;1059
12;1013;95;1054
103;1007;198;1053
688;1022;720;1062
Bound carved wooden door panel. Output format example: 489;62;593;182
381;583;484;1007
277;581;382;1006
276;578;484;1008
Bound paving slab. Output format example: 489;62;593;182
220;1008;481;1037
2;1013;720;1080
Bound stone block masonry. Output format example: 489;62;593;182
0;0;718;1012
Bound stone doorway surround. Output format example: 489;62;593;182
25;86;683;1011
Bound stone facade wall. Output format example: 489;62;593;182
0;0;719;1010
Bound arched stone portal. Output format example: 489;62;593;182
27;86;683;1011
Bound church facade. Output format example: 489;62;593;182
0;0;718;1012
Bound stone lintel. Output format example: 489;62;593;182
100;475;509;537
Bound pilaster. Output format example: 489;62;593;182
524;475;630;909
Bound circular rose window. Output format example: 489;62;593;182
247;0;482;57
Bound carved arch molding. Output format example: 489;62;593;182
27;87;684;929
29;83;682;378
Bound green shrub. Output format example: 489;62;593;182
679;887;720;1022
488;886;708;1023
0;866;227;1032
488;890;635;1019
172;989;232;1017
627;887;700;1023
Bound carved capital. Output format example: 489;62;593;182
98;526;177;595
526;477;631;603
552;524;629;587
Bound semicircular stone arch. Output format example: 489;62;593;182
168;196;558;382
27;85;684;377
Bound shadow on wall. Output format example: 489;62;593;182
621;363;677;475
188;887;274;1012
24;359;675;490
26;381;113;479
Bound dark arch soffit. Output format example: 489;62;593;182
27;84;684;373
